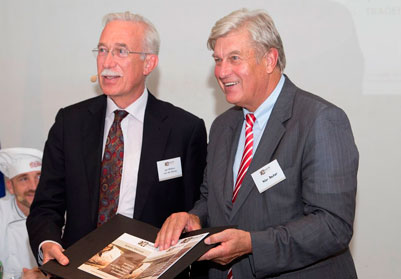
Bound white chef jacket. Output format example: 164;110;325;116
0;195;36;279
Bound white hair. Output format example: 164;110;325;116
207;8;286;71
103;11;160;55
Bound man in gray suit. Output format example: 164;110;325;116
156;8;358;278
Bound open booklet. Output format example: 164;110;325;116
40;214;232;279
78;232;208;279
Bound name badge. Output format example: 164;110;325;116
251;159;286;193
157;157;183;181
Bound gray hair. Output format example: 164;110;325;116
207;8;286;71
103;11;160;55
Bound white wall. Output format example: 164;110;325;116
1;0;400;277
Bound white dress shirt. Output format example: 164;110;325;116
233;75;285;186
0;195;36;279
102;90;147;218
38;90;148;263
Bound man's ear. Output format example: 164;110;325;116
5;179;14;195
263;48;279;74
143;54;159;76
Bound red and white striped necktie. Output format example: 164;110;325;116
232;113;256;203
228;113;256;279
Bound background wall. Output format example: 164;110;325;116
1;0;400;277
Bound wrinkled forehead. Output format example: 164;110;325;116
99;20;146;49
213;28;254;57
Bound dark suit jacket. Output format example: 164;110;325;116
27;92;207;258
190;77;358;278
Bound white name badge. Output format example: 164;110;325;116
251;159;286;193
157;157;183;181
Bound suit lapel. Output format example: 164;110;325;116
134;92;170;219
82;95;107;225
230;77;297;220
221;110;244;221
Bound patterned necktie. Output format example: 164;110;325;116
228;113;256;279
97;110;128;226
232;113;256;203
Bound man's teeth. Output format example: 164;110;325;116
225;82;239;87
101;69;123;78
103;75;120;79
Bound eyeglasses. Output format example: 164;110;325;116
92;46;152;59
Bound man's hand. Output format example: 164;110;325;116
22;267;47;279
155;212;201;250
199;229;252;265
42;242;69;265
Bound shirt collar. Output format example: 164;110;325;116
106;89;148;123
12;195;27;219
243;74;285;128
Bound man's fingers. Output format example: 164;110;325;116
155;212;201;251
43;251;69;265
55;252;69;265
198;245;229;264
163;216;184;248
200;230;231;261
198;249;211;261
155;213;187;250
42;243;69;265
204;229;230;245
156;218;175;248
200;229;252;265
22;267;46;279
198;247;218;261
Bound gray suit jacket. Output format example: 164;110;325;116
190;76;358;278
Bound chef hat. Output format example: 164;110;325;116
0;148;43;179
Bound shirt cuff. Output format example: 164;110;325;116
38;240;63;265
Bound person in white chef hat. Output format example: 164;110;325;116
0;148;45;279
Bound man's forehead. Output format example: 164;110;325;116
101;20;145;37
214;28;252;49
213;39;253;58
13;170;41;179
99;20;145;47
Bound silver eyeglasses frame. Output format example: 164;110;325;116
92;46;153;59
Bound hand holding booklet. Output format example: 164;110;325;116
40;214;230;279
79;232;208;279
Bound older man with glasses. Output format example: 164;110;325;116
27;12;207;278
